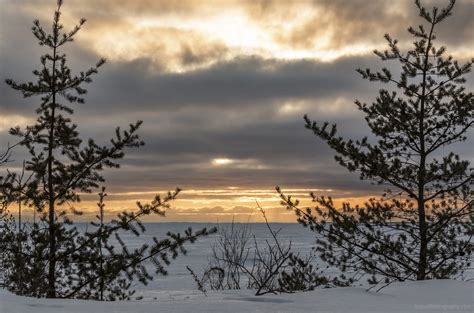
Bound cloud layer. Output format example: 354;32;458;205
1;0;472;221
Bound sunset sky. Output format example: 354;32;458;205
1;0;473;222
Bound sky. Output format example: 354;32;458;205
0;0;473;222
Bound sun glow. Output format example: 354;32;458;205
212;158;234;166
17;0;472;75
7;188;368;223
70;6;382;73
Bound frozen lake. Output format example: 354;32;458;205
74;222;473;298
82;222;319;296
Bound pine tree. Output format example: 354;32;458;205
5;0;129;297
1;0;215;299
279;0;473;286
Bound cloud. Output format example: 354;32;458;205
3;50;470;194
245;0;474;58
80;24;230;72
1;52;374;125
0;114;32;133
4;0;472;73
80;55;374;114
1;0;472;222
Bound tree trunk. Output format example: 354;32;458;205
415;20;435;281
47;43;57;299
417;195;428;280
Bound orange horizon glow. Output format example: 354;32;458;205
5;187;375;223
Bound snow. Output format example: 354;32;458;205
1;223;473;312
1;280;473;313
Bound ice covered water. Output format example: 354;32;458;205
90;223;318;294
73;222;474;298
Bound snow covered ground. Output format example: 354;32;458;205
1;280;473;313
1;223;473;312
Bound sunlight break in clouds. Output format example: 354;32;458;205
7;1;410;72
211;158;268;170
36;0;471;72
86;11;385;72
212;158;235;166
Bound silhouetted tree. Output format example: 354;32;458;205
1;0;214;299
279;0;473;287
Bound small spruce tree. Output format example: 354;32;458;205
279;0;473;286
1;0;215;299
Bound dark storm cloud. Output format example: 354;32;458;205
0;51;374;115
75;56;374;113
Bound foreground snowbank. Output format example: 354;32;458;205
1;279;472;313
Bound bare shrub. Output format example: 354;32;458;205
188;204;343;295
